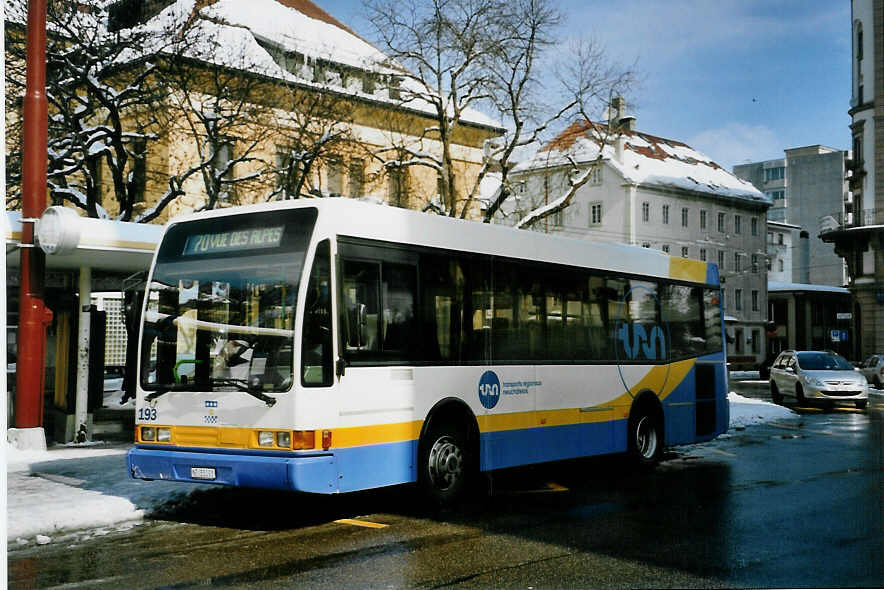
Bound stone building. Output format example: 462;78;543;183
499;109;771;366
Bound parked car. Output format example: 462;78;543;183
857;354;884;390
769;350;868;409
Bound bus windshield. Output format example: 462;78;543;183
140;208;317;395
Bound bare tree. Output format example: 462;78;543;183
5;0;176;221
267;84;357;201
364;0;509;217
364;0;637;224
507;39;638;230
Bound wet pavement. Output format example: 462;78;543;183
8;385;883;589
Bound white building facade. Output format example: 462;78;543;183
499;116;771;366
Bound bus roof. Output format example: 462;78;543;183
164;198;718;286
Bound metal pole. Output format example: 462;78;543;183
15;0;52;433
75;267;91;442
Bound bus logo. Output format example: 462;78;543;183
616;322;667;361
478;371;501;409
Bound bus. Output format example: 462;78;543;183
127;198;728;504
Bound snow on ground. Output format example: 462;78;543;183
6;390;798;546
727;391;796;429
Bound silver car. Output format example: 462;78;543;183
770;350;868;409
857;354;884;390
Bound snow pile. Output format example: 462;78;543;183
6;442;210;543
728;391;795;429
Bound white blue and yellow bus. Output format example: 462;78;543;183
128;199;728;503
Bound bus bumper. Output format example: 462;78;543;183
126;447;339;494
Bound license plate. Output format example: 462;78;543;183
190;466;216;480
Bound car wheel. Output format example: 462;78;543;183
855;400;868;410
795;384;806;405
770;381;783;404
628;406;663;467
419;423;472;506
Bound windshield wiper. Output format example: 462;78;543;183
211;378;278;407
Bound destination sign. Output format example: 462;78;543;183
183;226;284;256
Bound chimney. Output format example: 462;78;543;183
608;96;626;127
618;115;636;132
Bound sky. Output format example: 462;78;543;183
316;0;852;171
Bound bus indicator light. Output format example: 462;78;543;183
293;431;315;449
322;430;332;450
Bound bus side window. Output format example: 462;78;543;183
302;240;333;386
381;263;417;354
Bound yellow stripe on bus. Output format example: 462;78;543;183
152;360;700;451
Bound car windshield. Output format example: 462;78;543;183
796;352;854;371
140;208;317;394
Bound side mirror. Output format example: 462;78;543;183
357;303;368;348
785;366;795;373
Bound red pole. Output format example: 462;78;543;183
15;0;52;429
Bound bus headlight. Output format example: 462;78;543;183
276;432;291;448
258;431;274;447
157;427;172;442
141;427;156;441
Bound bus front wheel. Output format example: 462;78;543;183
419;424;471;506
628;406;663;467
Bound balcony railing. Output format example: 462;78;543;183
819;209;878;234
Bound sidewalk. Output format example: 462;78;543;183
6;441;213;546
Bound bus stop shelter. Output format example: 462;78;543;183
5;208;162;444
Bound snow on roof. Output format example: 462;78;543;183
143;0;501;130
768;281;850;294
516;120;769;205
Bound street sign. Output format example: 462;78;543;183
836;312;852;320
830;329;840;342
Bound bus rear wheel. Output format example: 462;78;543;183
628;407;663;467
420;424;471;506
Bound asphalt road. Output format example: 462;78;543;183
9;385;883;589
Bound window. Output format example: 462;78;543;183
717;212;726;233
341;251;418;362
734;252;742;273
778;259;784;272
128;138;147;203
734;215;742;234
681;246;689;258
302;240;333;386
768;231;774;244
718;250;725;270
662;244;670;253
348;160;364;198
764;167;785;182
778;233;784;245
751;329;760;354
751;254;759;273
700;210;707;230
388;167;407;207
751;290;759;312
211;139;235;202
327;158;343;195
681;207;689;227
662;205;670;225
553;209;564;227
734;327;743;353
589;202;602;225
751;217;759;236
699;248;707;261
766;257;771;271
735;289;743;311
642;202;650;222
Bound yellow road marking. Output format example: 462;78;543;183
506;482;570;495
334;518;388;529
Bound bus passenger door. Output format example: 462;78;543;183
335;241;419;491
